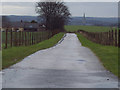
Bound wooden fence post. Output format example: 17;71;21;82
25;31;27;46
0;29;1;50
16;31;18;46
14;30;17;46
10;29;12;47
40;31;42;42
36;32;38;43
34;32;35;44
21;31;24;46
27;32;29;45
109;30;111;45
33;32;35;44
38;32;39;43
115;29;118;46
19;31;21;46
30;32;31;45
35;32;37;44
111;30;114;46
34;32;36;44
37;32;39;43
40;32;41;42
106;32;109;45
118;28;120;47
32;32;33;45
38;32;39;42
100;32;102;45
5;29;8;48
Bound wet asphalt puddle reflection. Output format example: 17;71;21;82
76;60;86;64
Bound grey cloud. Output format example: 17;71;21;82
2;2;36;7
65;2;118;17
1;2;118;17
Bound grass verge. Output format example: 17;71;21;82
77;33;118;77
2;33;64;69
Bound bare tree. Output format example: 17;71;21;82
36;0;71;33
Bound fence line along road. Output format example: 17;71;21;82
3;30;55;49
78;29;119;47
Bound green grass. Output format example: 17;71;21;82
2;32;64;69
65;25;116;32
77;33;118;77
0;51;1;70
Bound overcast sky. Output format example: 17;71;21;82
1;0;119;2
0;2;118;17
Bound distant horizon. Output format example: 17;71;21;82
0;15;118;18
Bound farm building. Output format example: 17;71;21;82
23;22;45;31
23;22;39;32
1;21;45;32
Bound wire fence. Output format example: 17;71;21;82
2;30;56;49
78;29;119;47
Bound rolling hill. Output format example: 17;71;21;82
1;15;118;26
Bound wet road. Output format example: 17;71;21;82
0;72;2;89
2;33;118;88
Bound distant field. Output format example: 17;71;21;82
65;25;116;32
